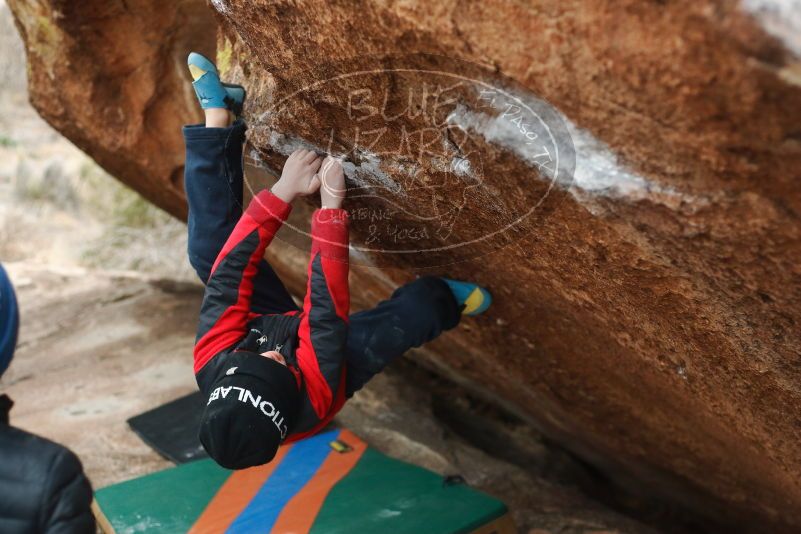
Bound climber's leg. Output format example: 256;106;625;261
183;52;298;314
183;119;298;314
183;118;245;283
344;276;462;396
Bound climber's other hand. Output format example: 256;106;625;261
272;149;323;203
319;156;346;209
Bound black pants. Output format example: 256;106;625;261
183;121;460;396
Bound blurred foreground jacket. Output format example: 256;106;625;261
0;395;95;534
0;264;94;533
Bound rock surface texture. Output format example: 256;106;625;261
9;0;801;530
6;0;215;218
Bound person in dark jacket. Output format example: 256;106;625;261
0;264;95;534
185;53;492;470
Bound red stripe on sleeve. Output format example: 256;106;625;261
210;190;292;276
293;208;350;420
194;225;270;373
295;256;332;418
193;191;292;373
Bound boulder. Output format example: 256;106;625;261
6;0;216;218
9;0;801;530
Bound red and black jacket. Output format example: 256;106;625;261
193;190;349;443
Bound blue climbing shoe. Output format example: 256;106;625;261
187;52;246;116
441;278;492;316
221;83;246;117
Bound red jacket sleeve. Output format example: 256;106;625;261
193;190;292;373
294;208;350;418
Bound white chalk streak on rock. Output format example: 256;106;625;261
742;0;801;57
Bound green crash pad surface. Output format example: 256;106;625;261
94;429;509;533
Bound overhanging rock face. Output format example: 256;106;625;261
10;0;801;529
7;0;217;218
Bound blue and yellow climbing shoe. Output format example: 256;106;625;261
187;52;246;116
442;278;492;316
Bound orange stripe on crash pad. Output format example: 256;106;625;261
270;430;367;534
190;446;291;534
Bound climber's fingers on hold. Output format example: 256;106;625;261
306;174;322;195
306;154;323;172
301;149;320;165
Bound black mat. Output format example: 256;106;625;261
127;392;207;464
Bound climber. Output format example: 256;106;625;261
184;52;492;469
0;264;95;534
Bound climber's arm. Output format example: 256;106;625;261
294;157;350;417
294;207;350;417
193;148;323;372
193;190;291;372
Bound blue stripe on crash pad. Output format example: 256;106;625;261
226;430;338;533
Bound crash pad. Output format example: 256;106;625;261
127;391;207;464
93;428;513;534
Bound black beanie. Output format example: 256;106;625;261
199;351;301;470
